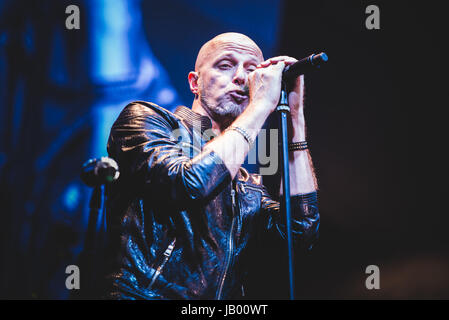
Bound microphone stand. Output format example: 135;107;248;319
79;183;107;298
275;52;327;299
76;157;118;298
276;81;295;300
85;184;107;255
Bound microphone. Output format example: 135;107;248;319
81;157;120;187
282;52;328;84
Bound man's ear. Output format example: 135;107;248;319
188;71;199;96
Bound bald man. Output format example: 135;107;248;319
103;33;320;300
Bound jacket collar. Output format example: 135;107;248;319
174;106;212;133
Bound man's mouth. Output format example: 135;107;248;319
229;90;248;103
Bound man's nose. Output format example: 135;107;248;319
232;65;247;86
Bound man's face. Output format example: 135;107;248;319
195;36;263;123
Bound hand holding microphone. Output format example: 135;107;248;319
250;52;327;114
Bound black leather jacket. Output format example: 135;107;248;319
104;101;320;299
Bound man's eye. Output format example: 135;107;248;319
218;64;232;70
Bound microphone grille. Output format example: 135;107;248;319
312;52;328;65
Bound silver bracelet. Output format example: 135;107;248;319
226;126;254;146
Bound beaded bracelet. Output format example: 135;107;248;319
288;141;308;152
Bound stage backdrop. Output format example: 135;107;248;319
0;0;447;299
0;0;283;299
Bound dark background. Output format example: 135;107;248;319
0;0;447;299
272;1;448;299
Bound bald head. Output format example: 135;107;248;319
189;33;264;127
194;33;264;72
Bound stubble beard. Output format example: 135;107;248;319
199;86;246;129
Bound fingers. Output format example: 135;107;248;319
260;60;285;79
271;60;286;76
247;60;286;110
256;56;297;69
248;61;285;87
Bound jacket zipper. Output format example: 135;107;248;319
216;185;237;300
241;184;263;194
147;238;176;289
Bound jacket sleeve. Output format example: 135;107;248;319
107;102;231;208
260;186;320;250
